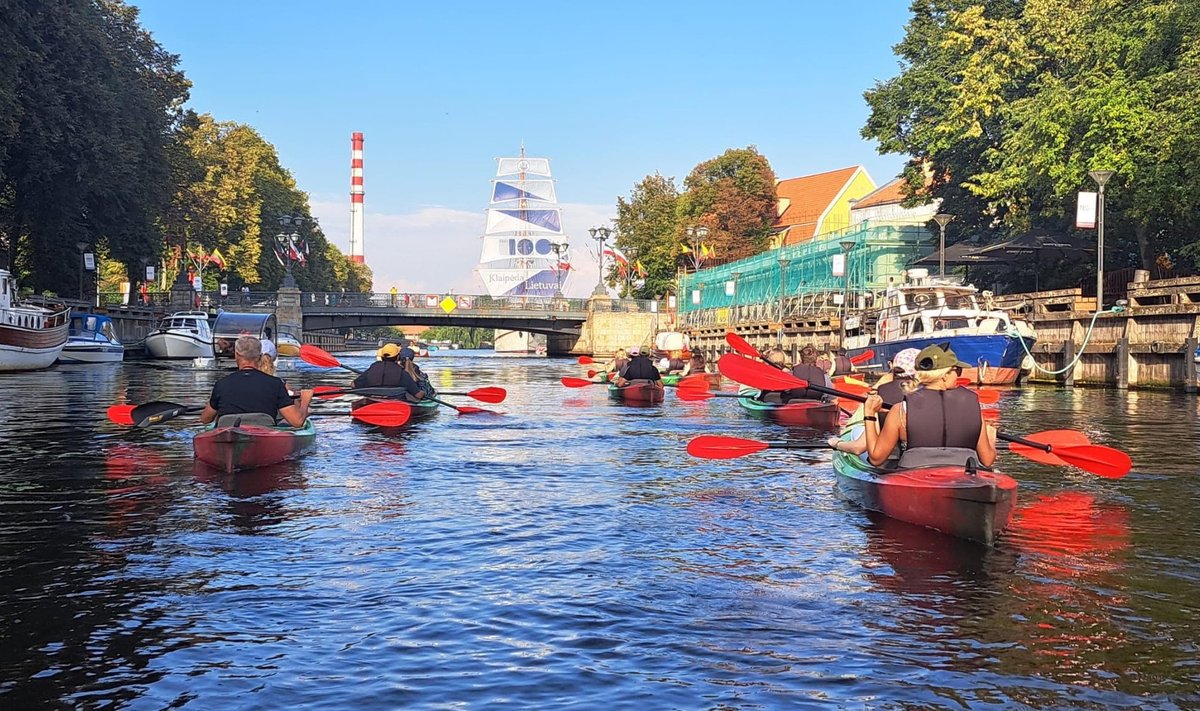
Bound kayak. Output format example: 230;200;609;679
661;374;681;386
351;397;439;419
608;382;665;404
737;388;842;428
831;423;1018;546
194;419;317;473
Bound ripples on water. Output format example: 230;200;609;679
1;355;1198;709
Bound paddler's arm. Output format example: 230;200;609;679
863;392;899;467
976;419;998;468
200;404;218;425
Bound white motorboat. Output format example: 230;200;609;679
59;313;124;363
0;269;70;371
144;311;214;359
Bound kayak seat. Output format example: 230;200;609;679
216;413;277;428
897;447;979;469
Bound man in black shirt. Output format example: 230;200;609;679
616;346;663;387
200;335;311;427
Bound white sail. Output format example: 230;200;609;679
476;149;570;298
497;157;551;177
491;179;557;204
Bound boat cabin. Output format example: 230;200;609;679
154;311;212;337
212;311;277;360
69;314;120;343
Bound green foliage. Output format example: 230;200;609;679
419;326;491;349
677;147;779;261
863;0;1200;279
613;173;680;299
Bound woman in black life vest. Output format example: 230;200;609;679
862;343;997;469
783;345;833;403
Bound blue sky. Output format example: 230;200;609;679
135;1;914;295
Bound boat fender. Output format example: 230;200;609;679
1151;340;1163;354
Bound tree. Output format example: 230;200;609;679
676;147;778;261
613;173;679;299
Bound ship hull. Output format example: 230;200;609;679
0;322;69;372
849;334;1032;385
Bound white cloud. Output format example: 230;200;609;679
309;197;618;298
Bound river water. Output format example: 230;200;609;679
0;351;1197;709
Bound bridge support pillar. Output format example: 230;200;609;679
276;286;303;342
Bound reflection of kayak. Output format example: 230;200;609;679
831;423;1017;546
351;397;438;420
194;420;317;473
608;382;664;404
736;388;841;428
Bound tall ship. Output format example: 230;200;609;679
0;268;70;371
843;268;1036;385
476;148;571;300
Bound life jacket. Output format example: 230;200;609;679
609;357;629;373
357;360;405;388
876;378;908;426
668;357;686;373
902;387;982;451
784;363;828;401
622;355;660;381
832;355;855;376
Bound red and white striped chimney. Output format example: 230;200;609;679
349;132;365;264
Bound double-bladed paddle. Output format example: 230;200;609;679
687;435;832;459
107;400;412;428
716;354;1132;478
312;384;506;404
849;349;875;365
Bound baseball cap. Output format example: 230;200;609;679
399;347;416;360
260;338;277;359
915;343;970;371
630;346;641;356
890;348;920;377
377;343;401;359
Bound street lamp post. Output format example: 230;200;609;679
839;240;856;347
76;242;88;301
588;226;611;296
1089;170;1115;311
276;215;306;288
729;271;740;326
777;258;790;345
684;225;709;270
550;242;566;298
933;213;954;277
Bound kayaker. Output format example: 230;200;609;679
605;348;629;378
616;346;663;389
657;349;687;374
398;346;435;399
782;345;833;403
200;335;311;428
862;343;996;469
829;347;857;377
680;351;706;376
257;338;278;377
354;343;407;388
828;347;920;457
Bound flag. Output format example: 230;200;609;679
558;261;573;272
702;244;716;258
635;259;646;277
209;248;226;269
603;246;629;267
680;243;692;254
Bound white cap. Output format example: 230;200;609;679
260;338;277;358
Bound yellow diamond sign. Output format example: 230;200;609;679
440;296;457;314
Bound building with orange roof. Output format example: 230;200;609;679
849;172;941;226
771;166;877;248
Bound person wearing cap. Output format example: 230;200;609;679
352;343;425;401
255;338;279;377
398;346;436;398
862;343;996;469
828;347;920;457
201;335;311;427
781;345;833;403
616;345;662;388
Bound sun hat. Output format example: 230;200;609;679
398;347;416;360
260;338;277;359
890;348;920;377
378;343;401;359
914;343;970;372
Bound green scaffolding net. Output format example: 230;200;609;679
678;223;933;313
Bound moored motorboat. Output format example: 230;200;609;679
736;387;842;428
0;269;70;372
831;423;1017;545
144;311;214;359
193;418;317;473
59;313;124;364
608;381;664;404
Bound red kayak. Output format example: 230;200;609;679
194;420;317;473
737;390;842;428
832;441;1017;545
608;382;664;404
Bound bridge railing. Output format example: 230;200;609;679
301;292;656;314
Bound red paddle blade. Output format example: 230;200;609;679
981;408;1000;422
687;435;769;459
1051;444;1132;479
676;374;710;390
676;388;714;402
837;380;870;397
1007;429;1091;466
849;349;874;365
107;405;135;426
718;354;807;391
350;401;412;427
453;405;491;415
577;356;594;365
971;388;1001;405
300;343;342;368
561;377;597;388
313;385;348;399
587;369;599;378
465;387;506;404
725;331;762;359
837;398;861;415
